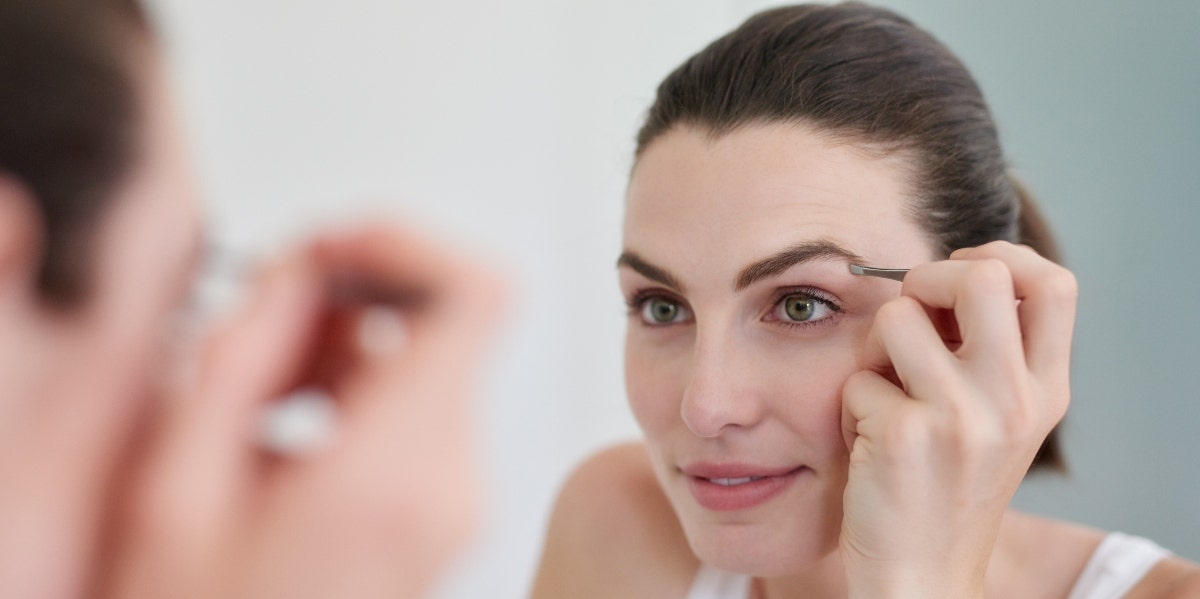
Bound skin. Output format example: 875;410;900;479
0;40;202;599
532;123;1200;598
0;34;502;599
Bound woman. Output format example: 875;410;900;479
532;3;1200;597
0;1;500;598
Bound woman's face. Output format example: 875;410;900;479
620;123;938;575
58;43;203;408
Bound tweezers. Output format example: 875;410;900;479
849;264;909;282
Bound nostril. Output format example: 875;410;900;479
680;404;725;438
680;387;762;438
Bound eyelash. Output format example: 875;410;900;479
623;286;842;330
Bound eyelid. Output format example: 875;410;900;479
765;286;841;311
625;286;682;307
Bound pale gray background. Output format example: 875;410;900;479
147;0;1198;596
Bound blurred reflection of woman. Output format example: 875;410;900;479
0;2;501;598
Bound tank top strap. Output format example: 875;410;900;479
1067;532;1171;599
685;565;752;599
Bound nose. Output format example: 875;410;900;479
680;326;766;438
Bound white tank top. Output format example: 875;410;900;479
685;532;1170;599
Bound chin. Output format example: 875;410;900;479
676;494;843;577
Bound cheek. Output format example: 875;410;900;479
89;170;201;375
91;59;204;368
766;334;865;453
624;328;689;439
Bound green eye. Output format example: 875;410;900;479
640;296;688;325
647;298;679;323
776;292;838;325
784;295;817;321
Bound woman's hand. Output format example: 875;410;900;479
103;224;505;599
839;241;1077;598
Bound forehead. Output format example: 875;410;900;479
623;123;936;278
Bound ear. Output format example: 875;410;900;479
0;174;44;304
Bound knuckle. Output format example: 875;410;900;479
999;399;1039;439
949;409;1012;457
873;296;923;329
1015;243;1041;258
993;399;1047;451
964;258;1014;292
841;372;883;410
939;387;1041;454
842;370;874;396
967;240;1014;258
1012;244;1041;261
937;390;970;423
981;240;1014;252
1042;266;1079;302
939;396;986;441
951;417;991;455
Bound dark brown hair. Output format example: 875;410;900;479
635;2;1064;471
0;0;150;306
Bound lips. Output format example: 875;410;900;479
682;462;808;512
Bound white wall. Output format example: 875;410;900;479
148;1;1199;596
148;1;741;596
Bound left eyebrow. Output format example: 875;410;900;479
734;239;865;291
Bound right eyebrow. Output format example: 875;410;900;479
616;251;684;292
734;239;865;291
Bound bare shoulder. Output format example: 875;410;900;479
995;512;1200;599
530;441;698;599
989;511;1107;598
1126;556;1200;599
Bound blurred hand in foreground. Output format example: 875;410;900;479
103;224;505;599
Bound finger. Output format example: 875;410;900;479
861;296;958;402
144;250;325;535
900;258;1024;365
337;270;503;441
952;242;1077;385
284;235;496;585
311;223;477;315
312;224;507;419
841;369;912;452
310;226;505;520
195;251;325;416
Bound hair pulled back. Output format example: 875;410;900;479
0;0;149;305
